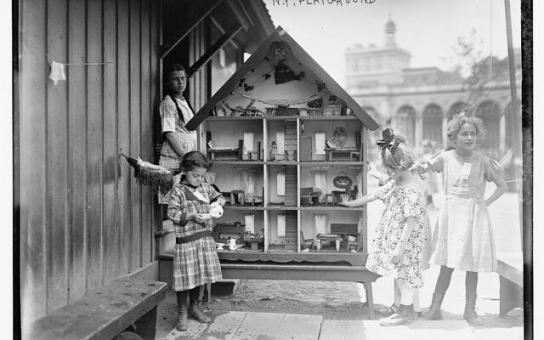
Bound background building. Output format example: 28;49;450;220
345;18;521;162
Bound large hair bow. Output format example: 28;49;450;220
376;128;405;152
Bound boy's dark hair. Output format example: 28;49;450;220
166;63;186;76
181;151;212;171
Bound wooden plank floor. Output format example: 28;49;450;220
158;312;494;340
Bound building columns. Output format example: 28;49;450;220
415;111;422;149
442;110;448;149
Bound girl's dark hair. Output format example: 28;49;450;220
166;63;186;76
377;128;414;172
181;151;212;171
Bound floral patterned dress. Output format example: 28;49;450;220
365;180;430;289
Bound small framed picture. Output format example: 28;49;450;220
323;104;341;116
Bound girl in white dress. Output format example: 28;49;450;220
411;113;506;325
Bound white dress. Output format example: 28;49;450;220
427;150;504;272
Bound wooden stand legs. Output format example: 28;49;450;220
362;282;375;319
499;276;523;317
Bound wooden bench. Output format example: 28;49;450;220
496;251;523;317
24;278;168;340
219;263;379;319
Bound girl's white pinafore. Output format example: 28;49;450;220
428;150;504;272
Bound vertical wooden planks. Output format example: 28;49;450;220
102;0;119;283
46;0;69;312
117;0;131;276
150;0;161;260
67;0;87;303
20;0;47;323
86;0;104;291
140;0;152;266
20;0;163;319
129;0;142;272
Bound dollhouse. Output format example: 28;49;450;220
188;27;379;268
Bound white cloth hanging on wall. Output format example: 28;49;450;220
49;61;66;85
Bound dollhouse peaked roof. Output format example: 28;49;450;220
186;27;379;130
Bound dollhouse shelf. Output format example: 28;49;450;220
213;161;365;166
299;116;359;121
266;206;299;211
298;206;361;211
208;116;263;121
208;116;360;121
266;161;298;165
224;205;266;211
268;116;360;121
299;161;365;166
217;251;366;266
212;160;265;165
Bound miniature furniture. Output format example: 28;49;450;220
325;147;360;161
331;223;359;251
314;234;342;252
214;223;246;243
24;278;168;340
208;147;240;161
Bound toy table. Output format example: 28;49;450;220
324;147;360;161
314;234;342;252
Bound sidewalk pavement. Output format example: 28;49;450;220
159;311;522;340
156;266;523;340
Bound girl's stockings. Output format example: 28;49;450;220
189;286;211;323
394;279;421;313
381;281;416;326
464;271;482;325
424;265;453;320
176;291;189;331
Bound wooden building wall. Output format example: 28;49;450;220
18;0;160;324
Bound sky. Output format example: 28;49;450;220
265;0;522;85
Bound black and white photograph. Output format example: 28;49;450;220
10;0;537;339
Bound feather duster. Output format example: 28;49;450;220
121;154;178;194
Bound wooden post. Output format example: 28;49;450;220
503;0;522;248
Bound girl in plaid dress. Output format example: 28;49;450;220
168;151;225;331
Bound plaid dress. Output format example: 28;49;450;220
168;182;223;291
158;95;197;204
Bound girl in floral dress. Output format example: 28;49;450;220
411;113;506;325
168;151;225;331
341;128;430;326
